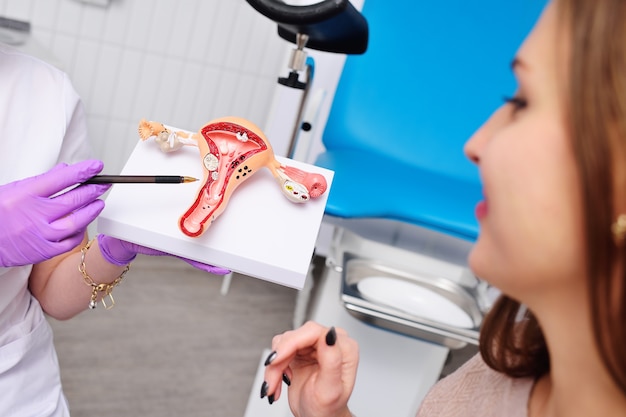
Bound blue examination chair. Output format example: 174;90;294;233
249;0;546;343
314;0;547;351
244;1;547;416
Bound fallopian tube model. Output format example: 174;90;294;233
138;117;328;237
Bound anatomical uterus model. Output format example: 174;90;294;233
138;117;328;237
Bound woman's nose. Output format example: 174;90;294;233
464;130;483;165
464;105;507;165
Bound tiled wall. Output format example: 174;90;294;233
0;0;288;174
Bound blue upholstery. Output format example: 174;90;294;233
315;0;547;241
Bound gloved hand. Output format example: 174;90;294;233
0;160;110;267
97;234;230;275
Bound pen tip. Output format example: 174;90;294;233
183;176;199;183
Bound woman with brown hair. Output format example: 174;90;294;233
260;0;626;415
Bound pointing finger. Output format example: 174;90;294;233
30;160;105;197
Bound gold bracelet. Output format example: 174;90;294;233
79;239;130;310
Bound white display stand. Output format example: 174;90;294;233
97;134;334;289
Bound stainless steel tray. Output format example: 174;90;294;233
341;253;483;349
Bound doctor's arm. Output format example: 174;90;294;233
30;230;231;320
29;234;131;320
0;159;229;320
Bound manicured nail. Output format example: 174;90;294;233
264;350;277;366
282;373;291;386
268;394;275;405
325;326;337;346
260;381;268;399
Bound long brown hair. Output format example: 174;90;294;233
478;0;626;393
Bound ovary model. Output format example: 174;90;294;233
138;117;328;237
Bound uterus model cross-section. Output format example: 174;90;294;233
137;117;328;238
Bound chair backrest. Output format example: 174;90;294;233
321;0;547;183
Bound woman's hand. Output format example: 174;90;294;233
0;160;109;267
262;321;359;417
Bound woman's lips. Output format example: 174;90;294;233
475;200;488;220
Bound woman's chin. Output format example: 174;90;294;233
467;237;491;280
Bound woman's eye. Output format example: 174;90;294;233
503;95;528;112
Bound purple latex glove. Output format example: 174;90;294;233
0;160;110;267
97;234;230;275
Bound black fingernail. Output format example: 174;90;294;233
282;373;291;386
260;381;268;399
325;326;337;346
268;394;275;405
264;350;277;366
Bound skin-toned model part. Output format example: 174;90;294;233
138;117;328;237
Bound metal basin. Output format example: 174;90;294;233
341;253;483;349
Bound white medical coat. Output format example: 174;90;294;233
0;42;93;416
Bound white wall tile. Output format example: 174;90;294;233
96;118;137;175
164;0;197;59
90;43;123;116
150;58;185;123
70;37;100;103
170;61;203;129
210;69;240;117
100;0;131;45
247;77;277;127
145;1;177;54
79;3;107;39
4;0;33;21
231;72;260;121
190;66;221;124
183;1;219;64
205;1;238;67
124;0;155;50
50;32;78;74
55;0;83;36
262;38;291;78
30;27;54;51
243;12;280;77
131;53;166;120
109;48;143;120
85;115;108;162
222;3;256;70
31;0;61;30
